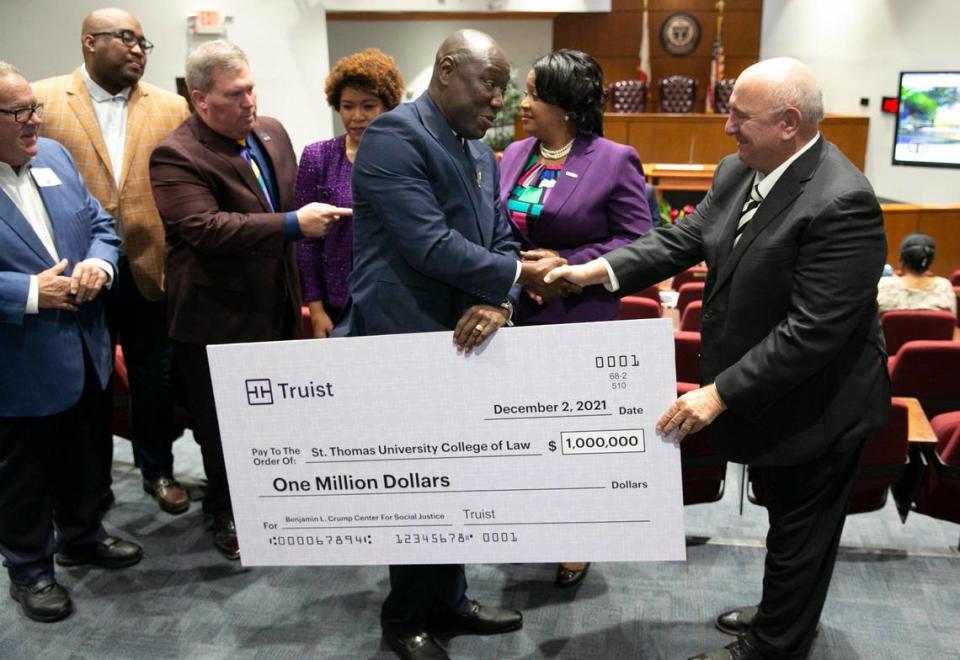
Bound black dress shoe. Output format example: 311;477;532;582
555;562;591;587
56;536;143;568
687;636;770;660
716;605;758;635
429;600;523;635
9;577;73;622
383;629;450;660
143;477;190;514
212;513;240;560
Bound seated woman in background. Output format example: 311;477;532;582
296;49;404;337
498;49;652;588
877;232;957;315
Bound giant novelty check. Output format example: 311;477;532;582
207;318;685;566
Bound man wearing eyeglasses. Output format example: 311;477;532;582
33;8;192;517
0;61;143;623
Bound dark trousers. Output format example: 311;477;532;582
381;564;469;633
170;341;231;515
0;353;109;584
103;258;177;482
747;438;866;659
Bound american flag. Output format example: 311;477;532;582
706;3;726;113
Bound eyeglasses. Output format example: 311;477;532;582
0;103;43;124
89;29;154;53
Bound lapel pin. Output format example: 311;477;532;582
260;133;271;142
476;169;482;187
564;171;578;178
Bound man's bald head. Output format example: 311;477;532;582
737;57;824;128
725;57;823;173
428;30;510;140
81;7;147;94
81;7;138;36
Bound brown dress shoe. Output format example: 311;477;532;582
143;477;190;514
212;513;240;560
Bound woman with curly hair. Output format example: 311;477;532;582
296;49;404;337
498;49;652;587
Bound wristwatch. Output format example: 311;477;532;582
499;300;514;324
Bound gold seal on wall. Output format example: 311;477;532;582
660;12;702;56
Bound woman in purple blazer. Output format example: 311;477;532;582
296;49;403;337
499;49;653;586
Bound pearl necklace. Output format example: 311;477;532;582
539;138;574;160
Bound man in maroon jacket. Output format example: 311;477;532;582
149;40;348;561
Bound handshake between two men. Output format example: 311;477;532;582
452;249;582;354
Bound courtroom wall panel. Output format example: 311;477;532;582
555;0;762;111
882;205;960;278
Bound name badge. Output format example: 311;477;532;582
31;168;62;187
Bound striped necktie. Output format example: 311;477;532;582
238;138;275;211
734;183;763;246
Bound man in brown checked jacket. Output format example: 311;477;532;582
33;8;192;516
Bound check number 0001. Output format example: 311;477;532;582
550;430;646;455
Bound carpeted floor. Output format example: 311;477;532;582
2;434;957;660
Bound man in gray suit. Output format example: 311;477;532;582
547;58;889;660
340;29;575;660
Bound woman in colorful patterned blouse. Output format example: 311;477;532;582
295;49;404;337
498;50;653;587
877;232;957;315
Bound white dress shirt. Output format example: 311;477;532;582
0;161;113;313
82;65;130;187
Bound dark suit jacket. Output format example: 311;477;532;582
339;93;519;336
0;138;119;416
499;135;651;324
149;115;300;344
606;138;890;466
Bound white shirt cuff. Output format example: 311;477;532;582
82;258;115;289
26;275;39;314
600;257;620;292
513;260;522;284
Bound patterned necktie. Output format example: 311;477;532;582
733;183;763;246
238;138;275;211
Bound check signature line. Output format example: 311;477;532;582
282;524;454;530
483;413;613;421
304;453;543;464
463;520;650;526
260;486;605;498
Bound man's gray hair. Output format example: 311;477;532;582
185;40;248;94
748;57;824;126
0;61;23;81
771;75;824;125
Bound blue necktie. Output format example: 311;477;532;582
238;138;275;211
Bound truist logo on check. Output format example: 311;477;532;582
245;378;335;406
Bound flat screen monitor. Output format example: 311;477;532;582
893;71;960;168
